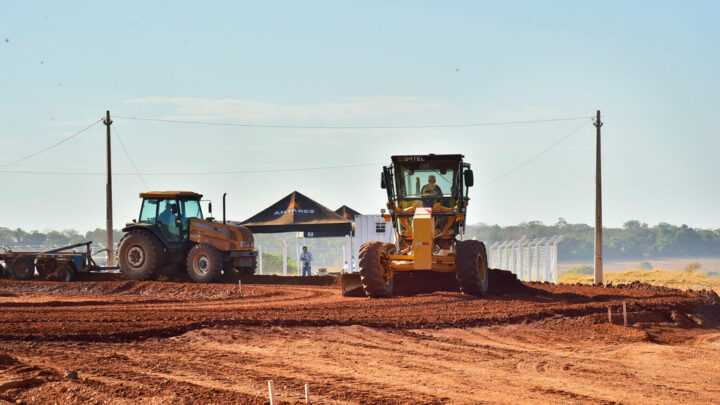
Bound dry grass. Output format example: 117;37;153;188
559;268;720;292
559;257;720;275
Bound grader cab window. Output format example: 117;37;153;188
398;168;455;198
392;161;459;210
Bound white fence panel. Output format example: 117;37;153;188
488;235;563;284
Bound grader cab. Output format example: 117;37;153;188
342;154;489;297
118;191;257;283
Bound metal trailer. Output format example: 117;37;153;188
0;242;118;282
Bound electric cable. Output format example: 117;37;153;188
113;127;150;189
0;162;383;176
114;115;592;129
0;118;103;168
478;120;593;189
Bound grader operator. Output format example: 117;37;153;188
118;191;257;283
342;154;488;297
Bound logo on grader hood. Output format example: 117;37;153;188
273;201;315;216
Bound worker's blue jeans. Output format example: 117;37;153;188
302;265;311;276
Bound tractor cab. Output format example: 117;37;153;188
119;191;257;283
136;191;204;248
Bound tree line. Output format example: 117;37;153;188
2;219;719;261
465;219;720;260
0;228;124;248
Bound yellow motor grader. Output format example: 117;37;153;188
341;154;488;297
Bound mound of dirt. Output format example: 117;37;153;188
614;281;682;293
347;268;533;297
0;352;17;366
488;268;532;295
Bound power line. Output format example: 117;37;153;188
114;126;150;189
0;162;384;176
114;115;592;129
478;120;593;189
0;118;103;168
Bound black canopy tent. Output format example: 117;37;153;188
335;205;362;222
240;191;353;237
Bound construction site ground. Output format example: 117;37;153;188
1;271;719;404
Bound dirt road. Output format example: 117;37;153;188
1;274;719;404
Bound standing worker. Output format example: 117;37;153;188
300;246;313;276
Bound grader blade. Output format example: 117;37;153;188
340;272;366;297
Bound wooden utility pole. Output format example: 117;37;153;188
594;110;603;285
104;111;114;266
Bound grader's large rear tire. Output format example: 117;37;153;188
186;244;223;283
456;240;489;297
359;241;395;298
118;231;165;281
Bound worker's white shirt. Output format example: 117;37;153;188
300;252;313;267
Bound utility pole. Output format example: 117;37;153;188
594;110;603;285
104;111;114;266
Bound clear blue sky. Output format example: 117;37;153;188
1;1;718;232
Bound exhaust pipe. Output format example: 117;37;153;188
223;193;227;224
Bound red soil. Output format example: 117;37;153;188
1;273;719;404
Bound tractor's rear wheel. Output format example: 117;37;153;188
186;244;223;283
456;240;489;297
11;256;35;281
359;241;395;298
118;231;165;281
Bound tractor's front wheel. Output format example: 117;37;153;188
359;241;395;298
118;231;165;281
186;244;223;283
456;240;489;297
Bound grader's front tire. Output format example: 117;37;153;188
118;231;165;281
456;240;489;296
186;244;223;283
359;241;395;298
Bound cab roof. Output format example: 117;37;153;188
139;191;203;200
391;154;464;164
